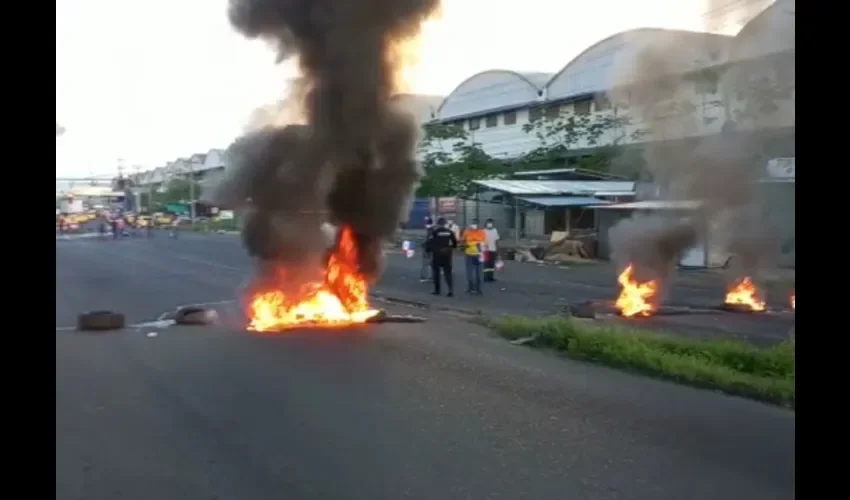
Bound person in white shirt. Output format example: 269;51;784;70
447;220;460;241
483;218;500;282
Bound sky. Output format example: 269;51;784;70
56;0;770;177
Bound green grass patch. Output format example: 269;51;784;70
483;315;795;408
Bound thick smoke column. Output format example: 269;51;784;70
607;0;792;297
212;0;439;284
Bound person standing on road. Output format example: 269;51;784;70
420;216;434;283
483;218;500;282
425;217;457;296
461;220;486;295
447;219;460;241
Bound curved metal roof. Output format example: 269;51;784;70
729;0;794;61
436;69;552;119
544;28;733;101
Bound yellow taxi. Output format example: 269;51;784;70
153;213;175;226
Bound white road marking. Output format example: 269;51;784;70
56;319;176;331
56;233;109;240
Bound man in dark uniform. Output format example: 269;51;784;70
424;217;457;296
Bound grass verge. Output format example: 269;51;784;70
483;315;795;408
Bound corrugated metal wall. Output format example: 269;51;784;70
403;199;432;229
760;182;795;268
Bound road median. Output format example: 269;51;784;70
481;315;795;408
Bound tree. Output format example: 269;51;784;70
415;122;509;197
522;104;648;176
158;179;202;205
418;121;466;168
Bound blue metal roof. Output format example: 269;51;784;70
518;196;611;207
475;180;635;195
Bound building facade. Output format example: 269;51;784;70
129;0;793;187
425;0;794;165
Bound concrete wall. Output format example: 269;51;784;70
759;181;795;268
458;199;511;230
524;210;546;237
595;208;632;260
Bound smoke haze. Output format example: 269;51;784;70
607;0;793;296
210;0;440;284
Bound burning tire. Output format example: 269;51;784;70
77;310;126;332
365;310;426;323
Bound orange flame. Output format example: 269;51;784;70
615;264;658;317
724;277;766;311
790;293;795;311
247;226;380;331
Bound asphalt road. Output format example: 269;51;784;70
57;230;795;345
56;234;795;500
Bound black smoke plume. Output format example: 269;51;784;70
607;2;793;295
211;0;440;285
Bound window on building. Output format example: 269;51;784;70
485;114;498;128
594;95;612;111
573;99;592;115
528;107;543;122
503;110;517;125
545;105;560;121
469;118;481;130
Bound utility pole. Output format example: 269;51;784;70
132;165;143;212
117;159;126;212
148;172;155;209
188;161;196;226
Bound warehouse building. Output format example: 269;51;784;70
130;0;792;186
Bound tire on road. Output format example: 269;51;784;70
77;311;126;332
174;306;219;326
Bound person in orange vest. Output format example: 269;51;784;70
460;220;486;295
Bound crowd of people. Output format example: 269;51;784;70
419;216;500;297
